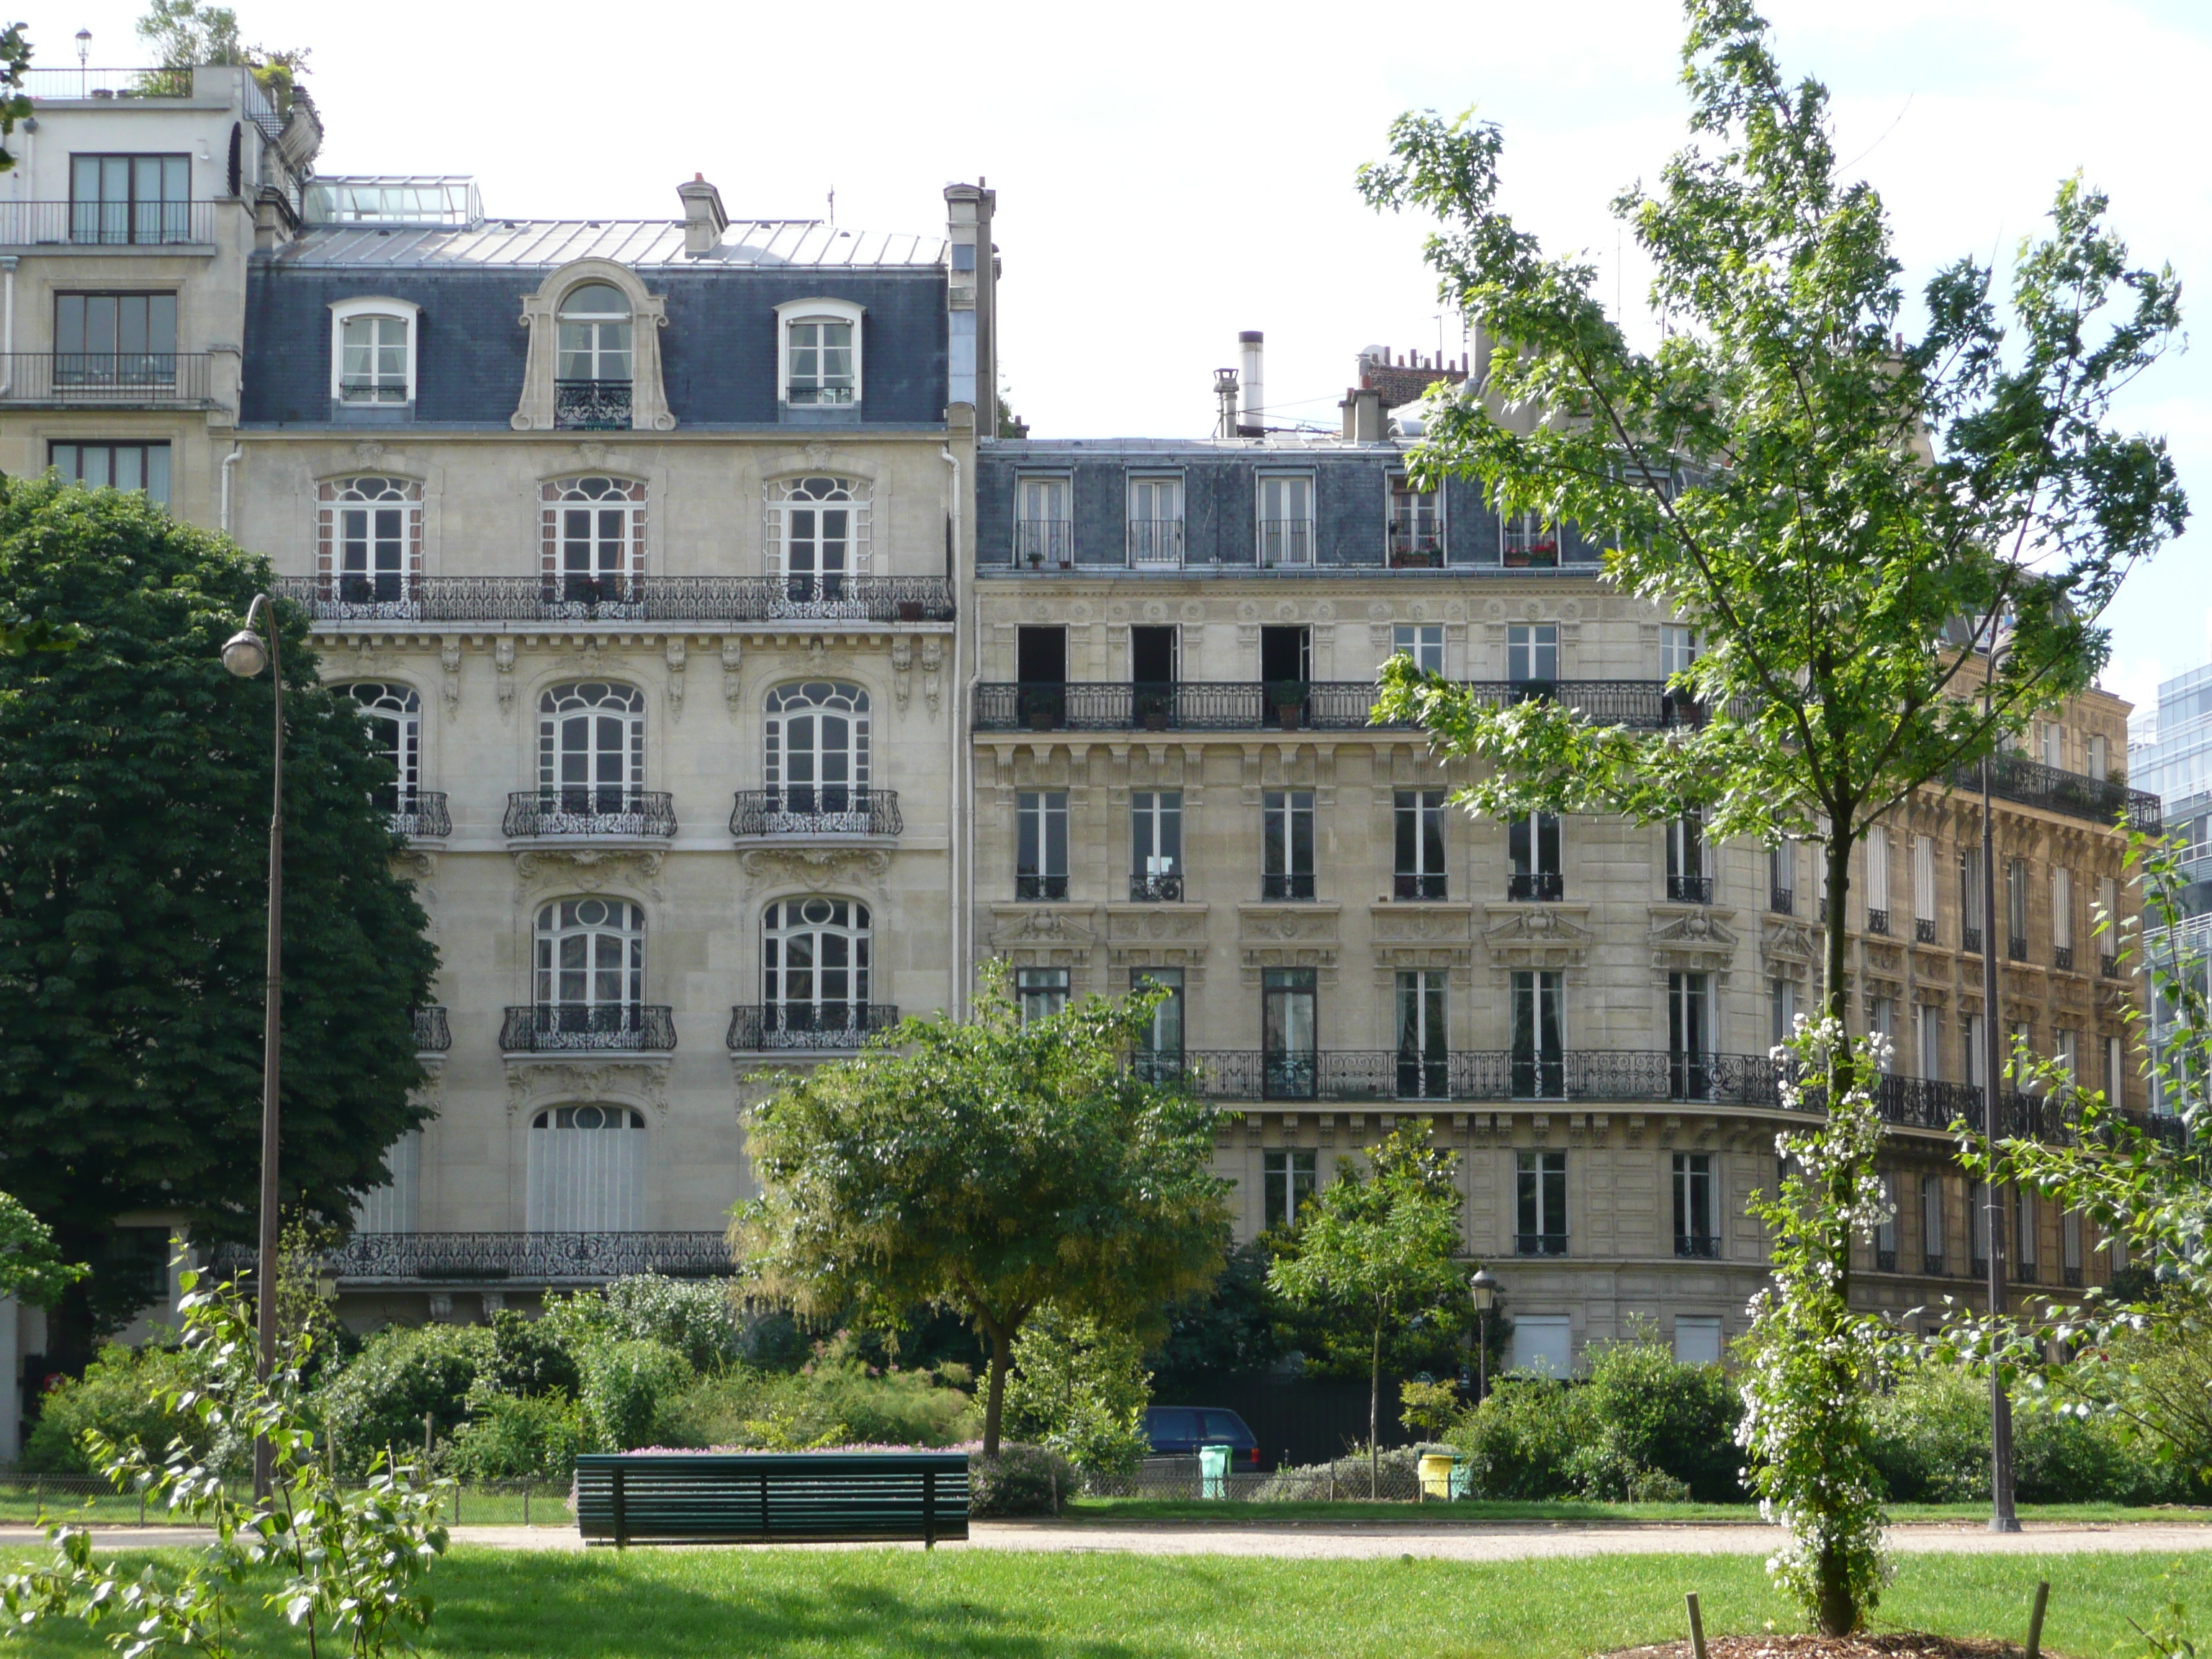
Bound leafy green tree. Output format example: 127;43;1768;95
1004;1303;1152;1477
0;1191;85;1308
0;480;437;1357
1267;1125;1465;1496
740;968;1228;1455
135;0;310;96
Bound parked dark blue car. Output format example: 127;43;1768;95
1141;1406;1263;1469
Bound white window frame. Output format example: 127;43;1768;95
316;475;423;600
555;282;634;384
775;297;866;408
2053;866;2074;950
1391;624;1444;674
540;475;647;590
1390;474;1444;560
1257;472;1314;566
328;296;421;404
344;680;423;807
538;680;647;806
533;896;646;1015
763;896;873;1030
1660;625;1699;677
1015;473;1071;565
764;680;871;820
1915;1002;1941;1080
1865;825;1890;929
765;475;873;588
1507;624;1558;684
1913;834;1937;927
1128;474;1185;568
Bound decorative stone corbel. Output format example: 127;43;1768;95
439;638;462;718
665;637;688;722
720;637;745;714
891;637;914;710
494;637;516;716
920;639;944;716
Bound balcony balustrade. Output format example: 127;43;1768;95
1950;752;2162;832
1014;520;1073;566
554;379;631;430
272;575;955;626
1509;872;1565;902
1963;927;1984;955
1515;1233;1569;1257
1130;871;1184;902
0;351;212;405
1771;886;1794;915
1866;908;1890;935
1262;873;1316;902
0;199;216;246
2008;934;2030;962
2054;945;2075;973
727;1003;900;1051
1392;522;1446;563
1667;875;1715;905
412;1007;451;1053
389;791;450;840
1876;1249;1898;1273
1924;1253;1946;1276
500;1004;676;1053
1393;873;1447;901
1676;1234;1722;1259
1917;917;1939;944
1128;518;1184;567
730;787;901;839
974;678;1727;734
2100;953;2120;979
323;1231;732;1284
1016;874;1069;902
505;788;676;841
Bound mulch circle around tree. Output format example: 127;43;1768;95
1602;1637;2034;1659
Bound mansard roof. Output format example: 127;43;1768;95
265;219;945;271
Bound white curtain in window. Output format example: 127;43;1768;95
354;1130;421;1234
1866;826;1890;920
1913;835;1936;923
526;1105;646;1231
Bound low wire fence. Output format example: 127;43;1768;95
1080;1455;1431;1503
0;1470;576;1528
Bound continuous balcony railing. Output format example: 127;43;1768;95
412;1007;451;1053
730;787;902;838
0;352;212;405
554;379;631;430
500;1004;677;1053
325;1231;732;1284
975;678;1730;734
389;791;450;840
504;788;676;840
1951;752;2162;832
1130;871;1184;902
0;199;216;245
727;1003;901;1051
273;575;956;625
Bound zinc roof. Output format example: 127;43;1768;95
266;218;945;270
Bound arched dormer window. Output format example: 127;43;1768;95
328;296;421;410
555;283;631;429
513;260;673;433
775;297;864;420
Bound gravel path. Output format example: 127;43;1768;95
6;1519;2210;1560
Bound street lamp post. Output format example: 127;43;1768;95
1979;651;2020;1533
220;595;283;1502
1468;1268;1497;1405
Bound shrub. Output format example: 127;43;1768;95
541;1275;743;1373
662;1358;976;1451
1584;1337;1743;1501
483;1309;580;1398
446;1390;589;1482
21;1341;225;1475
1448;1377;1593;1499
968;1443;1075;1516
579;1339;693;1451
1002;1305;1151;1477
310;1322;492;1472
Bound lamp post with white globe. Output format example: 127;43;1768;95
220;593;283;1501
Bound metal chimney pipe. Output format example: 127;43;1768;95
1238;331;1264;434
1214;368;1240;440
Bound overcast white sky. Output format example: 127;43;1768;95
24;0;2209;725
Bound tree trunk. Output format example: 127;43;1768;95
1822;825;1856;1315
1370;1315;1382;1501
983;1325;1011;1459
1819;1542;1856;1636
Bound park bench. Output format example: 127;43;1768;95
573;1452;970;1548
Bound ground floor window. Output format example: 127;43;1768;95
526;1104;646;1231
51;439;170;503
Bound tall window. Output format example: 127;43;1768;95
1015;475;1070;565
1391;624;1444;673
2098;873;2119;972
355;1130;421;1235
50;441;170;505
1915;1002;1942;1080
786;315;855;404
1130;791;1183;901
1961;847;1986;953
338;311;410;404
1865;826;1891;933
540;476;646;601
538;681;645;813
2108;1033;2126;1112
1130;968;1184;1076
1262;968;1317;1100
2040;721;2064;770
1394;790;1447;899
765;680;870;817
2063;1209;2084;1285
1869;994;1895;1071
1258;475;1313;565
1920;1174;1946;1275
1264;1149;1318;1231
1516;1151;1567;1254
1507;624;1557;686
1963;1012;1986;1090
1771;980;1799;1047
1913;834;1938;942
2087;733;2109;782
1769;843;1795;913
1511;970;1564;1099
1670;971;1712;1099
1017;791;1069;900
1395;970;1448;1099
557;283;632;382
762;896;871;1037
1500;509;1557;565
1389;476;1442;559
2052;1028;2077;1085
1016;966;1069;1022
1874;1172;1898;1269
2052;866;2074;966
1509;811;1563;901
1666;812;1709;902
2006;857;2031;959
1673;1152;1716;1256
767;475;871;601
2015;1187;2038;1281
317;475;423;603
526;1104;646;1233
1660;625;1699;676
1970;1181;1991;1273
534;898;644;1032
55;291;176;384
345;682;422;814
69;153;189;244
1263;790;1316;899
1128;477;1184;567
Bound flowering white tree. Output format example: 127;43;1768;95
1737;1018;1896;1635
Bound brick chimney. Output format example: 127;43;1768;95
1356;344;1467;411
677;174;727;256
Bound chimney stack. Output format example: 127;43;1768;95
677;173;727;256
1214;367;1241;439
1237;330;1264;436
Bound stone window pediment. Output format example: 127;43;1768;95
513;260;675;432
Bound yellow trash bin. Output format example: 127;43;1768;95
1418;1452;1457;1501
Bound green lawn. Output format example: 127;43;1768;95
1;1547;2206;1658
1061;1496;2212;1526
0;1483;571;1529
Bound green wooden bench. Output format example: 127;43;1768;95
573;1452;970;1548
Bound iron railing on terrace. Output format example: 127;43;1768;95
730;787;902;838
0;200;217;245
271;575;955;625
974;678;1730;734
505;788;676;840
389;791;450;840
500;1004;676;1053
1951;752;2162;832
325;1231;732;1283
411;1007;451;1053
0;353;212;404
23;66;195;99
727;1004;902;1051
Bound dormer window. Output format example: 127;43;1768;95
557;284;633;430
328;297;421;415
775;298;866;419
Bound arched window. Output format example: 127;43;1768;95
763;896;871;1040
540;475;646;603
538;682;644;814
315;476;422;606
557;283;632;382
765;680;869;816
534;896;645;1034
344;681;421;812
766;476;871;607
526;1104;645;1232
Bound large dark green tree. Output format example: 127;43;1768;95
0;479;436;1354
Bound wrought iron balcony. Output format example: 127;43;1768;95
1770;886;1794;914
1515;1233;1568;1257
500;1004;676;1053
412;1007;451;1053
1962;927;1984;955
504;788;676;840
1260;518;1314;567
1924;1253;1945;1277
1951;752;2162;833
1262;873;1316;902
2054;945;2075;973
1014;520;1073;566
325;1231;732;1285
1866;908;1890;935
1667;875;1714;904
2101;952;2120;979
389;791;450;840
971;679;1735;734
727;1003;900;1051
0;351;212;405
1876;1249;1898;1273
2008;934;2029;962
1916;917;1938;944
0;199;216;246
1393;522;1447;562
1128;518;1184;567
1509;871;1564;902
1393;873;1447;901
271;575;956;626
1016;874;1068;901
1130;871;1185;902
730;787;902;839
554;378;631;430
1676;1234;1722;1259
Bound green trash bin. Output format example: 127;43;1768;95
1198;1442;1230;1500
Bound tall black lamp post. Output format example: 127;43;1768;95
1468;1268;1498;1403
1979;647;2020;1533
220;595;283;1502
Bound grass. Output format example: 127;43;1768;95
1059;1496;2212;1526
0;1483;573;1529
1;1546;2208;1658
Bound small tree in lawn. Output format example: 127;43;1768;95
739;967;1228;1457
0;1190;85;1308
1267;1125;1465;1498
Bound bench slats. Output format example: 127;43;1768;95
574;1453;971;1547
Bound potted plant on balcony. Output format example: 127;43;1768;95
1026;550;1043;570
1270;682;1307;731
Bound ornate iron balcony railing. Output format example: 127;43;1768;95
554;379;631;430
1015;873;1068;901
2101;953;2121;979
1014;520;1073;565
729;788;902;839
1130;871;1184;902
972;679;1735;734
1962;927;1984;955
325;1231;732;1284
1951;752;2162;832
2008;934;2030;962
1770;886;1794;914
412;1007;451;1053
1515;1233;1569;1257
271;575;956;625
1262;873;1316;901
1916;918;1938;944
504;788;676;840
1676;1233;1722;1259
1667;875;1715;904
1260;518;1315;566
2054;945;2075;973
390;791;450;840
1876;1248;1898;1273
1128;518;1184;567
500;1004;676;1053
727;1004;900;1051
1866;908;1890;935
1393;873;1447;901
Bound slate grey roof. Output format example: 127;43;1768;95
266;219;945;271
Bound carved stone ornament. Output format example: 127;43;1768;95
353;440;387;469
739;846;891;884
720;637;745;714
1761;919;1816;964
920;639;944;716
1370;904;1475;944
1649;907;1740;974
512;848;666;907
1481;904;1594;970
891;638;914;709
1236;904;1340;946
440;638;462;717
494;637;516;716
988;906;1101;950
665;637;687;722
504;1056;670;1116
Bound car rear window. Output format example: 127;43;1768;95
1145;1407;1198;1440
1198;1410;1252;1443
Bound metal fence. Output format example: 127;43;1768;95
0;353;213;405
974;678;1738;734
730;788;902;838
0;200;217;246
271;575;956;626
1950;753;2162;833
322;1231;731;1282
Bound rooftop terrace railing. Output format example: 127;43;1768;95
0;352;212;405
1950;752;2162;833
0;200;217;246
